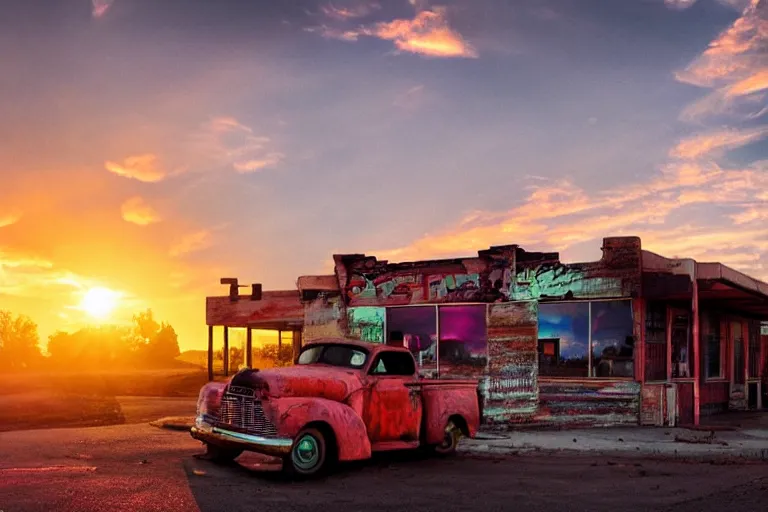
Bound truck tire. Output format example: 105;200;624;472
284;427;328;478
202;443;243;463
433;420;461;456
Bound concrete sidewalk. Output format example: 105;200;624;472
460;425;768;461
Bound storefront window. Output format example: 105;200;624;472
437;305;488;378
538;302;590;377
703;311;723;379
591;300;634;378
386;306;437;377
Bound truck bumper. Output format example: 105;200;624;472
190;417;293;457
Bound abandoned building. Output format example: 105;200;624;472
205;236;768;428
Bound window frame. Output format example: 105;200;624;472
537;298;636;380
384;303;488;378
702;311;726;381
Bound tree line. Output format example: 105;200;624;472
0;309;182;372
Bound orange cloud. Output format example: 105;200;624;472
365;7;477;58
233;153;284;173
669;127;768;159
372;161;768;281
105;154;167;183
0;212;21;228
169;230;213;258
726;68;768;96
121;197;161;226
675;0;765;88
312;5;477;59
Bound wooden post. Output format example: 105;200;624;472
207;325;214;381
666;305;673;382
278;330;283;365
293;329;302;364
246;327;253;369
634;298;645;383
223;326;229;377
692;277;700;426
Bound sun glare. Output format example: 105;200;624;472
80;287;121;320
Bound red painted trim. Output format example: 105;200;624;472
692;278;700;426
666;305;673;382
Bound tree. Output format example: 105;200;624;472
0;310;43;371
131;309;181;365
132;309;160;344
149;323;180;361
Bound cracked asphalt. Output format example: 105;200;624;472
1;423;766;512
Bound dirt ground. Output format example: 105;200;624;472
0;369;205;431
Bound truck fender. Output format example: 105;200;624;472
421;391;480;445
265;397;372;462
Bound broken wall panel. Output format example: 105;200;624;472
640;383;676;426
206;292;304;327
336;251;514;308
483;301;539;425
347;307;385;344
303;295;346;342
536;379;641;427
511;237;642;301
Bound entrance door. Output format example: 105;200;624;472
670;309;691;379
729;320;747;410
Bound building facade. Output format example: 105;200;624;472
206;236;768;428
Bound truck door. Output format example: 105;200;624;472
364;352;422;444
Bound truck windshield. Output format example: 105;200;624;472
297;344;368;369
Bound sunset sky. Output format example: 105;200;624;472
1;0;766;352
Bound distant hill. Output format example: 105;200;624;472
176;350;207;368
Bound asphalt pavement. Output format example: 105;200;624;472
1;423;767;512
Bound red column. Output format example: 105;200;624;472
692;278;700;426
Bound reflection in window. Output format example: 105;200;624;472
591;301;635;378
438;305;488;378
538;302;589;377
670;312;691;378
386;306;437;377
703;311;722;379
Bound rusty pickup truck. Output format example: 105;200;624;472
191;338;480;477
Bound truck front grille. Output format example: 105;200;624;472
216;393;279;438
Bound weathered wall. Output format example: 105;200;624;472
347;307;385;343
483;301;539;425
332;237;642;309
302;295;346;341
640;383;676;426
206;292;304;327
536;379;641;427
510;237;642;301
334;246;516;308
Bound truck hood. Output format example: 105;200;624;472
229;365;363;401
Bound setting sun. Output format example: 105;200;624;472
80;287;121;320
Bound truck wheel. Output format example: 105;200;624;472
202;443;243;463
284;427;328;478
433;420;461;456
